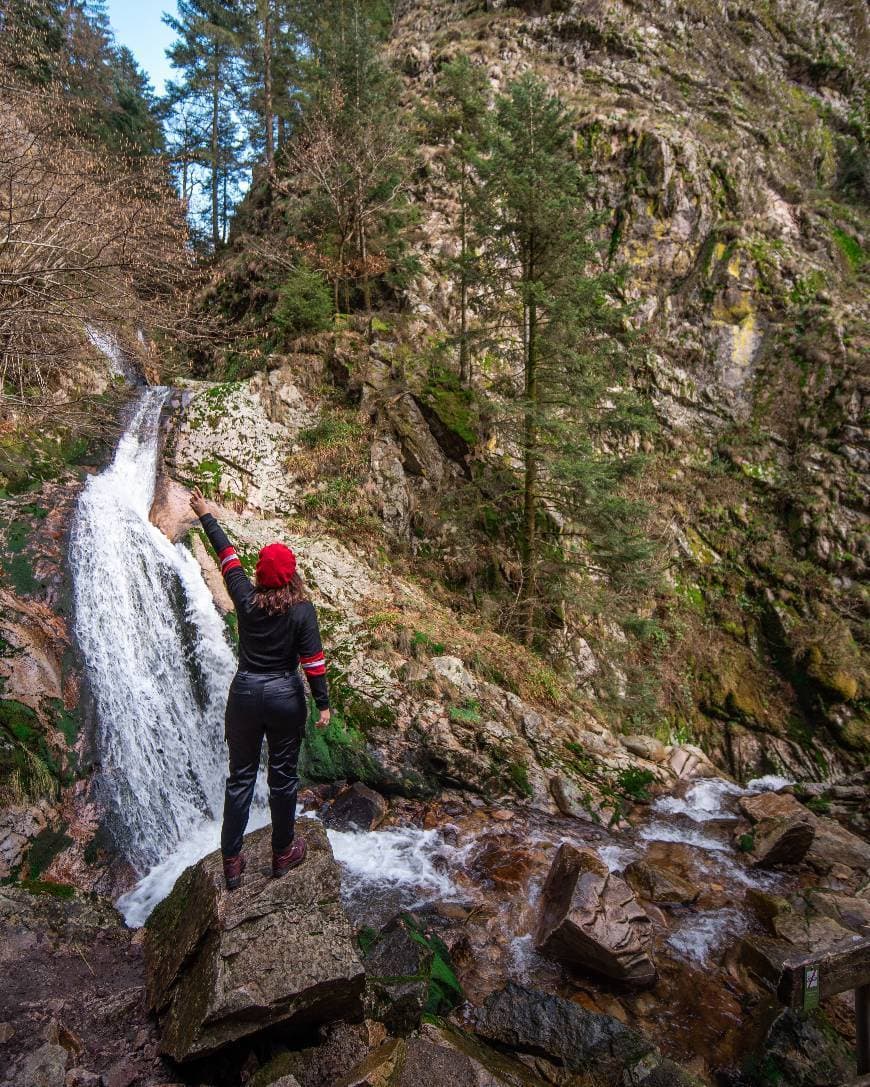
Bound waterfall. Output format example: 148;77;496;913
71;388;237;879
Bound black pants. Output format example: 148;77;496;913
221;670;307;858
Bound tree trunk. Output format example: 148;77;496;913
459;162;469;386
520;281;538;646
210;53;220;250
260;0;274;171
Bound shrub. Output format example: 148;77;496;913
273;264;333;338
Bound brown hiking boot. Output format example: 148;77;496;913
223;853;246;890
273;836;307;878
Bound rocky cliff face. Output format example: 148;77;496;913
377;0;868;773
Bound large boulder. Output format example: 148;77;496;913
144;819;365;1062
737;790;816;867
535;844;657;986
335;1023;551;1087
745;814;815;868
363;917;433;1034
624;859;700;906
322;782;388;832
470;983;657;1083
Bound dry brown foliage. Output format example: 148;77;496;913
0;72;191;417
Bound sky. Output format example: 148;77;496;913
105;0;178;96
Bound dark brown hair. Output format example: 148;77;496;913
253;571;308;616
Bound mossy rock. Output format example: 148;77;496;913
0;699;60;804
805;644;860;702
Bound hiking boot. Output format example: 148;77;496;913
223;853;246;890
273;836;307;878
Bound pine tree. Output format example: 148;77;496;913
286;0;409;310
474;74;653;643
427;55;489;386
238;0;300;171
164;0;247;248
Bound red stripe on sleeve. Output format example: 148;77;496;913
222;558;243;575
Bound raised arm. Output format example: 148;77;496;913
189;487;253;608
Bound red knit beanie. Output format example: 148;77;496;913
255;542;297;588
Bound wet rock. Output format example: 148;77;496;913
144;818;365;1062
470;839;537;889
620;735;669;763
668;745;718;779
639;1060;708;1087
250;1021;379;1087
535;844;657;986
739;791;808;823
549;775;596;821
470;982;657;1083
333;1038;404;1087
745;889;794;932
323;783;388;831
624;859;700;906
806;816;870;873
0;1022;13;1044
745;814;815;868
363;917;432;1034
64;1071;102;1087
804;891;870;936
18;1043;68;1087
335;1024;551;1086
750;1008;855;1087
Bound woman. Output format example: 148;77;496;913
189;486;330;890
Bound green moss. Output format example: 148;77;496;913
831;227;863;271
737;832;755;853
26;825;72;879
401;916;463;1015
18;879;75;898
616;767;655;801
449;699;481;724
0;699;59;804
421;363;477;445
411;630;446;656
507;760;533;798
298;710;381;785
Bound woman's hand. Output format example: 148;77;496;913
189;486;209;518
316;708;331;729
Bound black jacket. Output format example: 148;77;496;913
199;513;329;709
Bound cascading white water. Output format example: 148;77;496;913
71;388;237;875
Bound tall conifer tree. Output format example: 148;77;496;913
474;74;652;642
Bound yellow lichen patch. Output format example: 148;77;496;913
730;313;759;369
713;291;754;323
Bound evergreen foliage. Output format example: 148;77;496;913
472;74;655;641
273;264;334;338
0;0;163;154
426;56;490;386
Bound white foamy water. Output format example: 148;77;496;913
117;808;270;927
86;324;140;383
638;821;730;852
746;775;793;792
71;389;239;881
329;826;464;906
597;844;637;872
667;908;748;965
653;778;744;822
